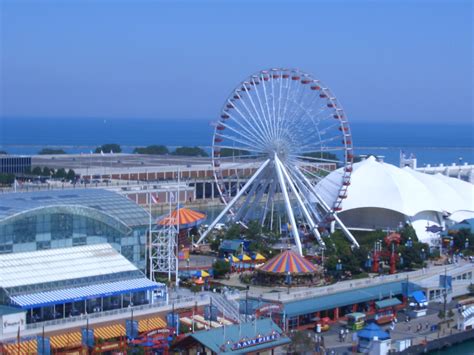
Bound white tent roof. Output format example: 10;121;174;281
316;156;474;217
0;244;138;289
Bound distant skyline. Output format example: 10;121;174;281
0;0;472;123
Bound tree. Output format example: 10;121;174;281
42;166;52;176
219;148;250;157
53;168;67;179
224;223;241;240
133;145;169;155
212;259;230;278
0;173;14;185
66;169;76;181
172;146;208;157
31;167;43;176
0;150;7;155
95;143;121;154
38;148;66;155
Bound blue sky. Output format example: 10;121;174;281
0;0;472;123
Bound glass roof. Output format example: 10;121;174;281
0;244;139;288
0;188;149;227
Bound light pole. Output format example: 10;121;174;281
286;271;292;294
465;238;469;250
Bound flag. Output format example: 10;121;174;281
150;192;159;204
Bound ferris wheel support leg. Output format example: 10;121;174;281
195;159;271;245
294;169;360;248
275;157;325;247
274;154;303;256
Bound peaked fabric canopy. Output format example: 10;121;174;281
158;207;206;229
259;249;318;274
357;322;390;340
254;253;266;261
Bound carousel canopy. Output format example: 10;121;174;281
158;207;206;229
259;249;318;274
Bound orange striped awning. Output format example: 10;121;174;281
50;331;82;349
138;316;167;333
158;208;206;228
2;340;37;355
94;324;125;340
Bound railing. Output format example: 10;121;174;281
24;294;208;331
260;262;474;303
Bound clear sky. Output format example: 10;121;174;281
0;0;472;123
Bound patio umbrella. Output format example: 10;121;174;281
229;255;240;263
239;254;251;262
194;270;210;278
253;253;266;262
158;207;206;229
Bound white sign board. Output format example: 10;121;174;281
1;311;26;335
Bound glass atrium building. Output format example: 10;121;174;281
0;189;150;270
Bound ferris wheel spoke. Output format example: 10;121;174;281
214;131;265;152
250;76;274;139
242;177;270;223
261;176;277;227
234;167;269;221
240;85;274;144
292;155;341;164
222;109;267;145
238;89;273;141
276;158;324;245
217;122;263;149
260;73;275;138
232;96;272;143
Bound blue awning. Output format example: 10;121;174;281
10;278;162;309
410;291;427;304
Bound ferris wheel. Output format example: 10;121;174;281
196;68;359;254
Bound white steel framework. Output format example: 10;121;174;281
196;68;359;254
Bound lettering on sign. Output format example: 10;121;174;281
232;333;280;350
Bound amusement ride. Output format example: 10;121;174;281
196;68;359;254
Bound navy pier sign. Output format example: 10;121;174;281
232;333;280;350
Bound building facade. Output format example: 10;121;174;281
0;156;31;174
0;189;150;269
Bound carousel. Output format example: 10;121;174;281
254;248;321;286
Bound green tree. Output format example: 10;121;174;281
38;148;66;155
224;223;241;240
212;259;231;278
0;150;8;155
0;173;15;185
95;143;122;154
53;168;67;179
219;148;250;157
31;167;43;176
172;146;208;157
133;145;169;155
42;166;52;176
66;169;76;181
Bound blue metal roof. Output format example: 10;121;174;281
375;298;402;309
0;189;149;227
283;281;416;317
357;322;390;340
410;290;427;304
181;318;290;354
10;277;161;309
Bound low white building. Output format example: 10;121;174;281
316;156;474;244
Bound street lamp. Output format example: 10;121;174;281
365;254;372;271
406;237;413;248
465;238;469;250
399;252;404;267
421;248;426;261
286;271;292;294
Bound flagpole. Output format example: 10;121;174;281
149;191;153;281
176;167;180;288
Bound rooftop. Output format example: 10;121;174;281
0;244;139;289
174;318;290;354
282;281;418;317
0;188;149;227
